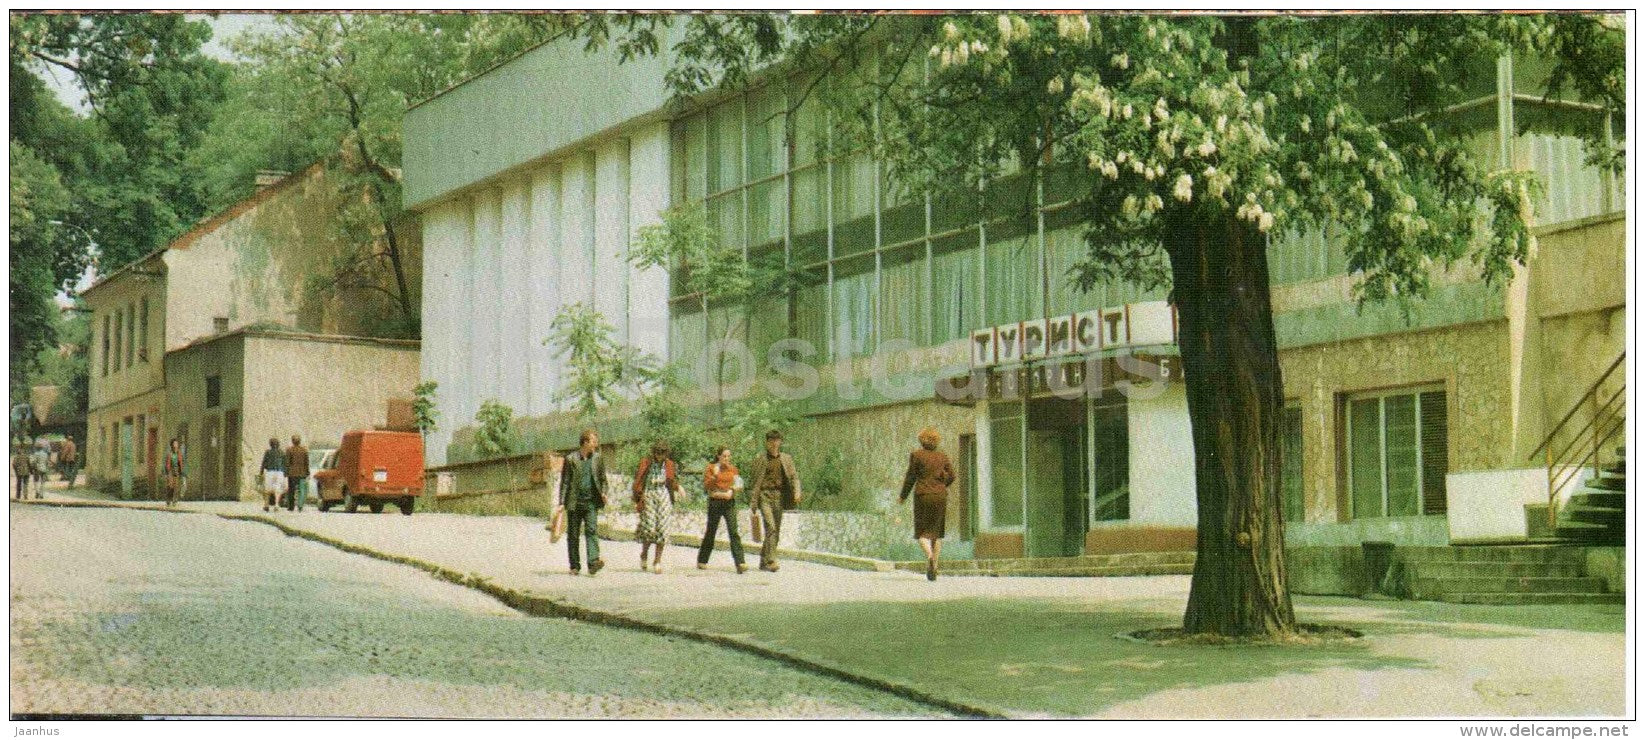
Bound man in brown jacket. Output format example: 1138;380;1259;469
746;429;802;572
284;435;309;512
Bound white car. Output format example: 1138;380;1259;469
306;448;337;505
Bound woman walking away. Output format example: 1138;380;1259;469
163;438;185;507
697;446;749;574
632;441;681;574
900;426;956;581
12;444;32;500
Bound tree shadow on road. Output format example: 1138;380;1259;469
649;596;1447;717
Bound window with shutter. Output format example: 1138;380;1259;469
1281;406;1305;523
1345;387;1448;519
1419;391;1449;515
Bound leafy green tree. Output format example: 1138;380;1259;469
547;302;663;421
202;14;646;337
10;13;227;269
578;12;1623;636
630;205;797;420
8;141;85;399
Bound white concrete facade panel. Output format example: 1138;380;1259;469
1127;383;1198;526
417;129;673;464
627;122;672;360
499;181;532;412
526;169;562;417
594;140;631;344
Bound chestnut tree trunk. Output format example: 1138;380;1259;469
1165;212;1296;636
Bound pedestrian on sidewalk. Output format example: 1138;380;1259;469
559;429;607;576
697;446;748;574
284;435;309;512
29;442;50;499
58;436;77;488
899;426;956;582
259;438;286;512
162;438;185;507
632;440;681;574
747;430;802;573
12;443;32;500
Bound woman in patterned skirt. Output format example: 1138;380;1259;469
632;440;681;574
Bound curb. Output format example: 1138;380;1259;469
19;499;1005;719
597;523;898;573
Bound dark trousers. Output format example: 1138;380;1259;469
566;507;601;570
14;473;27;499
697;497;746;566
286;476;305;511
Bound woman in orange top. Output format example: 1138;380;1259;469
696;446;749;573
900;426;956;581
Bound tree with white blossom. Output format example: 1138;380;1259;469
577;11;1624;636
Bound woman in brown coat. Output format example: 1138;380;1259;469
900;426;956;581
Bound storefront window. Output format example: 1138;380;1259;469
983;228;1039;327
1089;399;1129;522
930;231;977;345
988;399;1025;529
831;256;875;358
878;244;926;346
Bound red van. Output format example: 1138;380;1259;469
314;430;424;515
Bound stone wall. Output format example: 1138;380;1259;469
1278;319;1513;526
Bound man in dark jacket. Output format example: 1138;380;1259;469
259;438;285;512
284;435;309;512
557;428;607;576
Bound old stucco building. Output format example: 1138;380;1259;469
404;35;1622;566
82;164;424;500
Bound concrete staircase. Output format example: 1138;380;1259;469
1404;545;1622;605
1553;446;1626;545
896;551;1195;578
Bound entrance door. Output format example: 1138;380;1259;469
222;408;240;500
146;426;158;488
1026;397;1088;557
201;414;220;500
119;420;134;498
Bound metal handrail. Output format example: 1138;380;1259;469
1545;384;1625;469
1528;352;1625;460
1531;351;1627;530
1550;409;1625;495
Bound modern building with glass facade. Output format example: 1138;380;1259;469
405;32;1623;560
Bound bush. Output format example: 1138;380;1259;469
473;399;515;457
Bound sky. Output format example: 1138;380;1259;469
46;13;279;302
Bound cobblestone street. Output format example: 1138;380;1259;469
8;503;942;718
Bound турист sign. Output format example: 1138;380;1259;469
970;301;1178;368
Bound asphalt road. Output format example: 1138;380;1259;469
8;504;941;718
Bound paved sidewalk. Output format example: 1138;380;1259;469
22;490;1628;718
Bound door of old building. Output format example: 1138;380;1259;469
201;414;221;500
222;408;240;500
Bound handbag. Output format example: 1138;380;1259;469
749;506;763;543
549;505;567;543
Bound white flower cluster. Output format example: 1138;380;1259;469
1236;193;1276;232
929;21;991;68
995;14;1031;45
1056;14;1093;41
